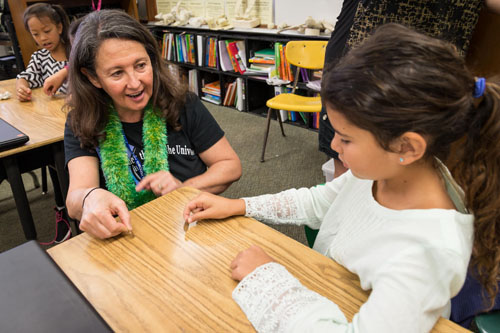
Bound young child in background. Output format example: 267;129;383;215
184;24;500;332
16;3;70;101
14;3;72;243
43;16;83;97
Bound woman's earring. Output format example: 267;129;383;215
399;157;404;163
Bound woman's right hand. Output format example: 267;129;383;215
183;192;246;223
79;188;132;239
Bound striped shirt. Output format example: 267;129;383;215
17;48;68;94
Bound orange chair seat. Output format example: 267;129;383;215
266;93;322;113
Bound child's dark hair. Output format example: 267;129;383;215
23;3;71;58
322;23;500;308
68;16;84;42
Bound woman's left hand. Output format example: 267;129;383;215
135;170;182;196
230;245;274;281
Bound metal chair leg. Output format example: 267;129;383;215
275;109;286;137
28;171;40;189
260;108;273;162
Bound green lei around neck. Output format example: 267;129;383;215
99;103;169;209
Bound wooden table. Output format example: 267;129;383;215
48;187;469;332
0;79;68;239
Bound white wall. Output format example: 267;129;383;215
274;0;343;26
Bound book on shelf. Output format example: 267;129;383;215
161;32;176;61
243;67;271;77
249;63;274;70
197;35;204;66
269;42;293;81
235;40;247;72
201;94;221;105
188;69;198;96
228;41;246;74
254;48;275;58
311;70;323;80
218;40;233;72
235;77;245;111
222;82;231;106
228;82;237;106
223;81;237;106
251;48;275;64
205;37;219;69
201;80;220;96
201;79;221;104
249;58;275;64
224;40;238;72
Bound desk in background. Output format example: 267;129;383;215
0;79;67;239
48;187;469;332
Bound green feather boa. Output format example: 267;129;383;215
99;104;169;209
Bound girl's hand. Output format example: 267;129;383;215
16;83;31;102
79;188;131;239
43;68;67;96
135;170;182;196
183;192;245;223
231;245;274;281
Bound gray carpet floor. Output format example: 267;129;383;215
0;102;328;253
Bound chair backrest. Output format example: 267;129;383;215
285;40;328;69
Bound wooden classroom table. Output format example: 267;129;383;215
0;79;68;239
48;187;470;332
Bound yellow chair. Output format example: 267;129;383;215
261;40;327;162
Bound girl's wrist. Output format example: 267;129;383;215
234;198;246;216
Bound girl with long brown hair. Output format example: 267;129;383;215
183;24;500;332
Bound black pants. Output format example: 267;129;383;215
318;106;339;159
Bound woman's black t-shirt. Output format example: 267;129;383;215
64;93;224;187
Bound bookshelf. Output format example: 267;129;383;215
150;24;329;130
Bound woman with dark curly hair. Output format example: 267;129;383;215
64;10;241;239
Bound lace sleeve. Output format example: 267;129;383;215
232;262;348;333
243;190;309;226
242;183;340;228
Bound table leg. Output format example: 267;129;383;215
51;142;68;202
3;156;37;240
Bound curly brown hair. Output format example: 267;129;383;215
66;9;187;149
322;23;500;308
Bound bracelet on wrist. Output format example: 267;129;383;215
82;187;100;210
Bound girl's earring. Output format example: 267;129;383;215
399;157;404;163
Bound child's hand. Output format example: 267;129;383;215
183;192;245;223
231;245;274;281
43;68;67;96
16;82;31;102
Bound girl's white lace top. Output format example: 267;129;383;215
234;170;474;333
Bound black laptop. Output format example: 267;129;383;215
0;118;29;150
0;241;112;332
